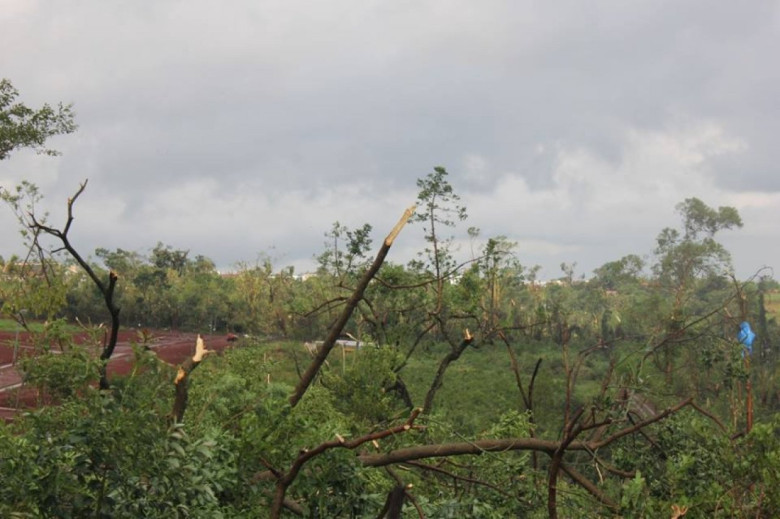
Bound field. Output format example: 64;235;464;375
766;290;780;320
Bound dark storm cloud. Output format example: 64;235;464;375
1;0;778;278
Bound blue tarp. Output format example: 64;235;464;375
737;321;756;358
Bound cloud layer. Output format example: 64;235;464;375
1;0;778;278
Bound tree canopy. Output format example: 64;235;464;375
0;78;77;160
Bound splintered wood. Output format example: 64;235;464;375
193;335;210;362
384;205;415;246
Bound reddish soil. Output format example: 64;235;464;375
0;329;234;421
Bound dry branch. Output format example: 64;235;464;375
25;180;121;389
289;205;415;408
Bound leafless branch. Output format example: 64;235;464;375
23;180;122;389
402;460;512;498
560;462;618;509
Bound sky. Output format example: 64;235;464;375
1;0;778;280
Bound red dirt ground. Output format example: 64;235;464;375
0;329;234;421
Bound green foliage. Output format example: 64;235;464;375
229;258;295;336
19;345;100;401
735;417;780;515
412;166;468;280
317;221;373;278
677;197;743;240
4;159;780;518
593;254;645;291
0;365;237;518
610;412;756;517
323;346;406;425
654;197;743;288
620;471;650;516
0;78;77;160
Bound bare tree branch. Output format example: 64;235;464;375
23;180;122;389
358;437;559;468
590;397;693;450
560;462;618;510
422;328;474;414
402;460;512;498
499;331;529;409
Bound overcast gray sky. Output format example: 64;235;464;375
1;0;778;279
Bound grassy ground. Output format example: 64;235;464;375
212;337;609;437
0;318;33;332
0;318;80;333
765;290;780;321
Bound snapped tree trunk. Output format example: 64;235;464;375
172;335;212;423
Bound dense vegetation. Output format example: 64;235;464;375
1;79;779;518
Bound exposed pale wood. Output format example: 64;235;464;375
172;335;212;423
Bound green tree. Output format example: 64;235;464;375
316;221;373;280
312;222;375;341
0;80;78;327
457;234;524;339
412;167;467;312
408;167;480;414
232;257;287;335
95;247;145;278
0;78;76;160
593;254;644;291
591;254;646;340
654;198;742;291
150;242;191;275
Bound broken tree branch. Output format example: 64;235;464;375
560;462;619;510
289;205;415;408
402;460;512;498
172;335;212;423
422;328;474;414
25;180;121;389
252;400;693;516
590;397;693;450
269;408;422;518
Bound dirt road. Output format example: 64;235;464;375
0;329;233;420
